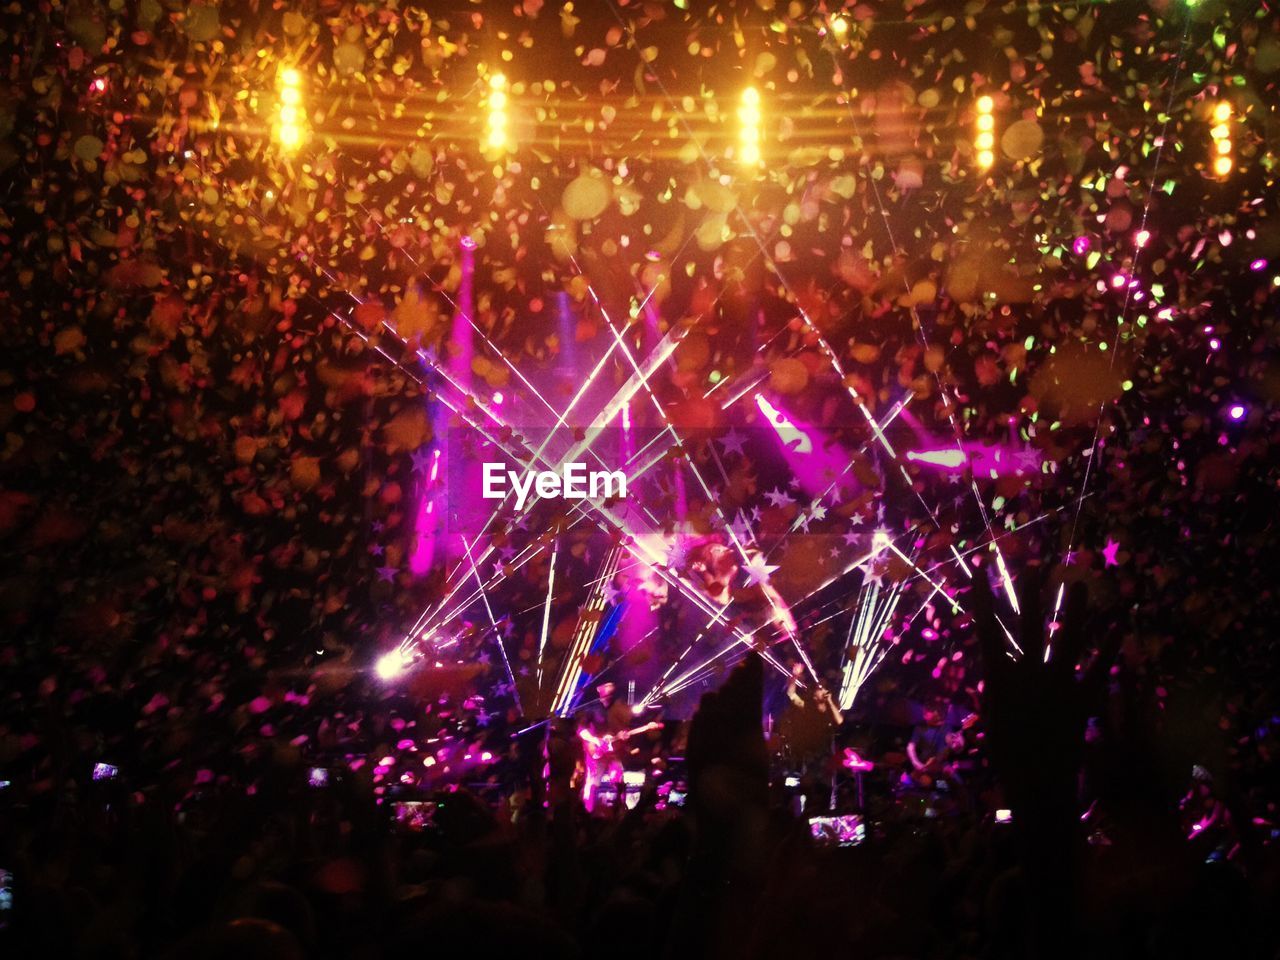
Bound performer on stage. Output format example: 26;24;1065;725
775;660;844;765
904;697;977;793
576;682;664;813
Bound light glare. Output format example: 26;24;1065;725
376;650;410;681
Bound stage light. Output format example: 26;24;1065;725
739;86;763;169
375;649;411;682
274;65;306;153
485;72;510;154
1228;404;1246;421
1209;101;1232;178
975;94;996;170
830;14;849;38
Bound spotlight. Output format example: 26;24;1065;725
1209;101;1232;178
484;72;510;154
974;94;996;171
738;86;763;169
375;649;412;682
1228;404;1246;421
274;65;306;153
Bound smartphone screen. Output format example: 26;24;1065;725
92;763;119;782
393;801;437;832
808;815;865;847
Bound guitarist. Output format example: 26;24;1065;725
906;698;977;790
577;682;663;812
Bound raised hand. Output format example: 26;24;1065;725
969;566;1115;957
970;568;1103;803
667;654;770;960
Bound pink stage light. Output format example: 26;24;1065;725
905;448;966;469
755;393;813;454
906;442;1041;478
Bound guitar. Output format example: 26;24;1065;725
907;716;977;788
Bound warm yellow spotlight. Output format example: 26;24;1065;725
1209;101;1233;178
738;87;763;169
974;94;996;171
274;65;307;154
484;72;510;154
